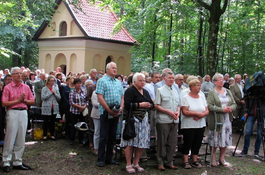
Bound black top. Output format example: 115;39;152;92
124;85;153;121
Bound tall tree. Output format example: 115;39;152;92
196;0;228;76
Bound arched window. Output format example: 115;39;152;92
59;21;67;36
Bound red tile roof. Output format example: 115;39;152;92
68;0;136;44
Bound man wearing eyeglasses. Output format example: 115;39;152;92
174;74;186;93
1;67;35;173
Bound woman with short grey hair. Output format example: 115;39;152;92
207;73;236;166
120;72;153;173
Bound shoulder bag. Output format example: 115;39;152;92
123;103;136;140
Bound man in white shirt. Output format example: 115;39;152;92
201;75;215;98
174;74;186;94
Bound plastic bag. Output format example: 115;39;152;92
34;128;43;140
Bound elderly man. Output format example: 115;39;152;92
174;74;186;93
155;72;180;171
89;69;97;84
230;74;245;118
201;75;215;98
2;67;35;173
96;62;124;167
155;68;180;96
56;66;66;79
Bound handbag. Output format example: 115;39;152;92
78;94;88;117
74;122;89;131
123;103;136;140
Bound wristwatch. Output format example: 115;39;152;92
24;99;27;103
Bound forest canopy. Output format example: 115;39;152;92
0;0;264;76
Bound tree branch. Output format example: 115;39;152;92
221;0;229;14
196;0;211;11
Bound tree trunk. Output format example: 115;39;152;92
196;0;228;76
198;8;204;76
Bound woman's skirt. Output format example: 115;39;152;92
120;115;150;149
208;113;232;147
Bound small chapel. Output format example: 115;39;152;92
33;0;136;75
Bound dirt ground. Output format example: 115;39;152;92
1;129;265;175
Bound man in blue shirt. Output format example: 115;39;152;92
96;62;124;167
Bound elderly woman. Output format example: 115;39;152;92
86;79;98;149
41;75;61;140
69;78;88;145
91;75;103;155
120;73;153;174
207;73;236;166
181;79;209;169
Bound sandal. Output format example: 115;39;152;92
94;150;98;155
183;162;191;169
126;165;135;174
50;136;56;140
132;164;145;172
191;162;202;168
43;136;47;140
219;159;228;166
211;160;218;167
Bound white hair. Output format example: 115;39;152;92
174;74;183;80
89;68;97;74
162;68;172;76
234;74;241;79
212;73;224;81
106;62;116;70
11;67;21;74
85;79;93;86
132;73;145;85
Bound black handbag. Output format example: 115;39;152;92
123;103;136;140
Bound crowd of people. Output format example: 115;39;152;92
0;64;264;173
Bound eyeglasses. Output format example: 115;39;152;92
178;79;184;81
215;79;224;82
49;79;55;82
12;72;22;75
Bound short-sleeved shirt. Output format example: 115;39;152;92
2;81;34;110
181;94;207;129
69;88;88;115
95;75;124;116
154;84;180;123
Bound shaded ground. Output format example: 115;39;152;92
1;130;265;175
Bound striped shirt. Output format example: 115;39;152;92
2;81;34;110
95;75;124;116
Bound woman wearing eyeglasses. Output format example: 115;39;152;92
41;75;61;140
207;73;236;166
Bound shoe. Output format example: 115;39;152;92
132;164;144;172
97;161;105;167
105;159;119;165
240;151;247;157
43;136;47;140
158;165;165;171
219;159;228;166
191;162;202;168
254;153;261;159
165;164;178;170
126;165;136;174
183;162;191;169
13;164;31;170
50;136;56;140
3;166;10;173
211;160;218;167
